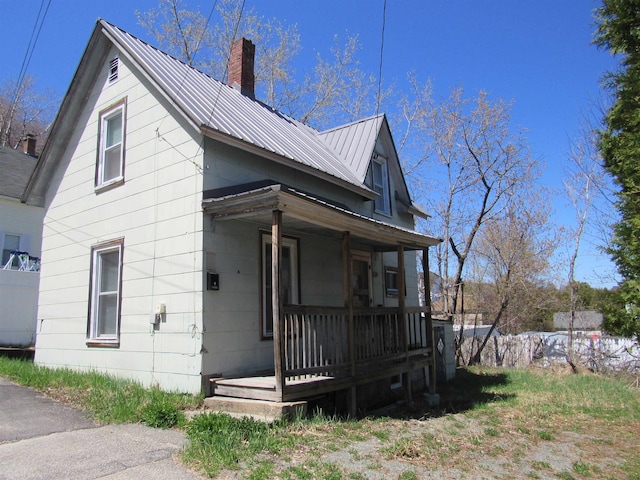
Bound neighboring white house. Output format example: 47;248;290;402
0;138;44;347
23;20;442;411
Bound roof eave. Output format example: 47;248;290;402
99;20;201;133
22;21;108;205
201;125;376;201
202;184;442;250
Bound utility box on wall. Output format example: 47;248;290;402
207;272;219;290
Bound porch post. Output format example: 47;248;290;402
342;232;356;417
423;248;437;395
272;210;285;399
398;245;411;402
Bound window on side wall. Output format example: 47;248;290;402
260;232;299;339
372;156;390;215
384;266;406;298
87;239;123;346
1;232;29;269
96;99;126;190
385;267;399;297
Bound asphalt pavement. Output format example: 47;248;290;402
0;377;203;479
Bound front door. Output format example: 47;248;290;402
352;252;371;308
262;233;299;338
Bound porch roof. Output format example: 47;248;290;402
202;183;441;251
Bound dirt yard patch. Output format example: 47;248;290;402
205;367;640;479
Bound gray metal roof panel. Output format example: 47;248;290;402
319;115;383;182
101;20;364;189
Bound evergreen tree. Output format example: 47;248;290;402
594;0;640;340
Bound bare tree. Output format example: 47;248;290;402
137;0;380;128
398;82;540;345
137;0;300;98
467;199;557;364
563;112;611;370
0;75;56;150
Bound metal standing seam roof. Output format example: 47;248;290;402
319;115;384;182
100;20;367;191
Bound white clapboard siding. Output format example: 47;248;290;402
35;45;204;393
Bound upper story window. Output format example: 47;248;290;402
96;99;126;190
88;239;123;346
108;57;119;83
372;155;391;215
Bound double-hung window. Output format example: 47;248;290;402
372;156;390;215
96;99;126;189
88;239;123;345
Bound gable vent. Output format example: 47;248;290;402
108;57;119;83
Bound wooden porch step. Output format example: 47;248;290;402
203;396;307;421
211;376;280;401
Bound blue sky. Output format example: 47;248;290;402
0;0;619;288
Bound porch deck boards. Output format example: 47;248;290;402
212;374;336;402
210;351;433;403
214;375;334;390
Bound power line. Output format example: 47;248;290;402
5;0;52;143
202;0;246;128
375;0;387;117
156;0;219;133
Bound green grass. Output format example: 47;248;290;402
468;366;640;422
182;411;301;477
536;430;554;441
398;471;418;480
0;356;201;425
2;356;639;479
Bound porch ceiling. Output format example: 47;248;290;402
202;184;441;251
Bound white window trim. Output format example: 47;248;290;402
261;232;299;339
96;99;126;190
372;155;391;216
88;239;123;345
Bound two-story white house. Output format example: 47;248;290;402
23;20;442;414
1;138;44;347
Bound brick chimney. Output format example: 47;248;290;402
23;134;36;156
228;38;255;98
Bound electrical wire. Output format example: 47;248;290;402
155;0;247;173
375;0;387;117
202;0;246;129
14;0;52;96
179;0;246;174
155;0;219;134
5;0;52;145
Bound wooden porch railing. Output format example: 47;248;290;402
281;305;432;380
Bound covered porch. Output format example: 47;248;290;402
202;183;441;414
